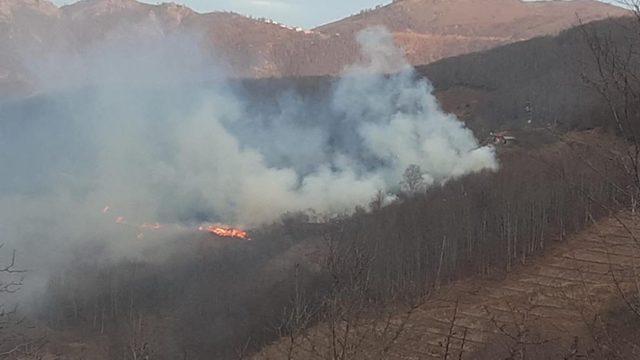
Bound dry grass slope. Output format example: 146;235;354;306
254;212;640;359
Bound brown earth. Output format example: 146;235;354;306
317;0;627;71
254;212;640;359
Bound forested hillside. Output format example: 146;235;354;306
418;17;631;134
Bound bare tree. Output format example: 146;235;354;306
575;5;640;355
401;164;426;195
0;246;47;360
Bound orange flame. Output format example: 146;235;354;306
102;205;250;241
198;225;250;240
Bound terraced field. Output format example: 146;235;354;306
255;213;640;359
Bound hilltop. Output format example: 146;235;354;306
0;0;627;96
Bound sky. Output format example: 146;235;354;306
51;0;622;29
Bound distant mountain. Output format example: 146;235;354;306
317;0;626;67
0;0;628;96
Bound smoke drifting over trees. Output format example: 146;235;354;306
0;25;495;280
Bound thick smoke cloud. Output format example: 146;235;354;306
0;25;496;283
164;27;497;224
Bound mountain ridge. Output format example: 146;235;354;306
0;0;629;96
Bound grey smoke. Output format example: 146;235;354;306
0;25;497;285
159;27;498;224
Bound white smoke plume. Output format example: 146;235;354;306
0;25;497;281
162;27;497;224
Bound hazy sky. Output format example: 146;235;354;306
51;0;622;29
